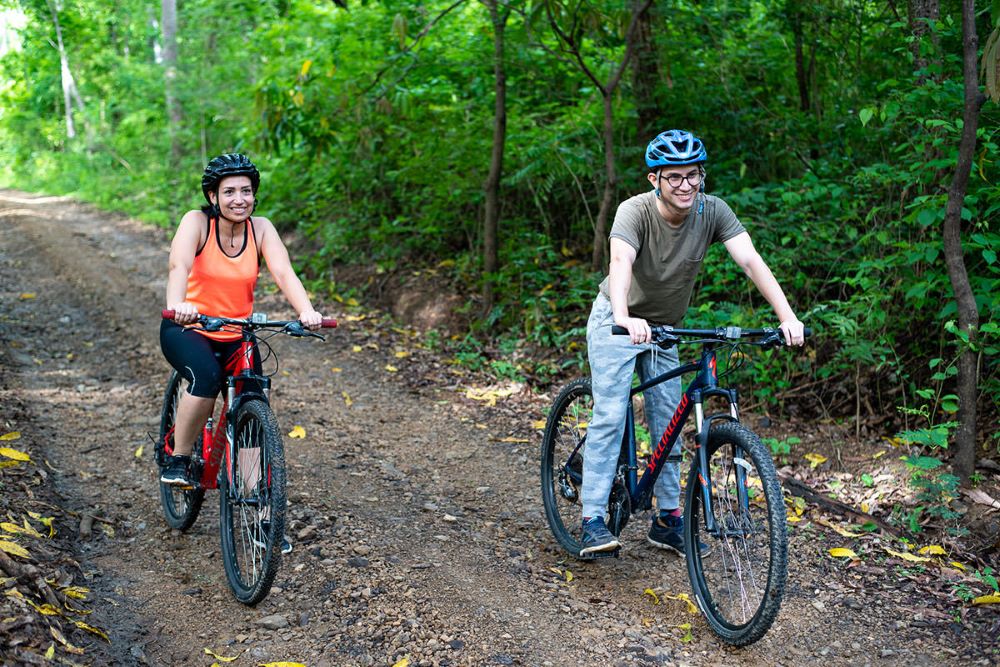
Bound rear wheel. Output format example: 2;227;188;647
541;378;594;557
684;421;787;645
219;398;286;605
156;371;205;531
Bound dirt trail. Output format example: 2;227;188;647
0;190;994;666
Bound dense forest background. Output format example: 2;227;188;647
0;1;997;462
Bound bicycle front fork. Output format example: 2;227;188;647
692;389;744;536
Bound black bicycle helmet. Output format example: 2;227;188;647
201;153;260;203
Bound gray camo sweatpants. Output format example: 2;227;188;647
582;294;682;520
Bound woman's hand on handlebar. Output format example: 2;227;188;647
298;309;323;331
615;315;651;345
167;302;200;325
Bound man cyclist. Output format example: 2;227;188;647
580;130;805;556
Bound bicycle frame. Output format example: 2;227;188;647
196;331;271;491
625;344;744;536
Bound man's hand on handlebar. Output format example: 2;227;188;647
614;315;652;345
297;309;324;331
779;318;806;347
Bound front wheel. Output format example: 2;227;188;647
684;421;787;646
219;398;287;605
156;371;205;531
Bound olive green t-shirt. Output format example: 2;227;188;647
598;191;745;326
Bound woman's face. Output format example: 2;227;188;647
210;175;254;222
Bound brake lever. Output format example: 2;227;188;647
284;322;326;340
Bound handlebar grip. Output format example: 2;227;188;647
321;318;338;329
162;309;175;320
611;325;628;335
804;327;813;338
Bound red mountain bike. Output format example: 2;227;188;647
156;310;336;604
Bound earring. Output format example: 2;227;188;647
655;188;661;197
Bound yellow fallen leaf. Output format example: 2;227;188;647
331;367;342;372
342;391;353;407
917;545;946;555
0;461;19;469
21;518;43;538
19;292;36;300
389;658;409;667
883;547;932;563
44;644;54;659
345;314;365;322
786;515;803;523
675;622;693;642
1;522;42;539
204;647;240;662
564;569;573;583
31;601;61;616
74;620;109;642
28;512;55;537
134;444;144;458
829;547;858;559
498;437;529;443
0;432;21;441
352;345;362;353
548;567;563;577
873;450;886;459
804;453;827;469
532;420;547;430
643;588;660;605
60;586;89;600
394;351;410;359
662;592;699;614
50;626;84;654
260;663;307;667
950;561;966;571
385;364;398;373
345;297;359;307
861;501;870;513
972;595;1000;605
0;540;29;558
814;517;863;537
790;496;807;516
0;447;30;462
287;425;306;439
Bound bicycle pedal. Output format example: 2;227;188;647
579;547;621;561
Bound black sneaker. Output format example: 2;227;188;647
580;516;621;556
648;513;711;557
254;520;292;555
159;455;193;488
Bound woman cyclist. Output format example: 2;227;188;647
159;153;323;552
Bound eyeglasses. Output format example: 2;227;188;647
658;170;704;189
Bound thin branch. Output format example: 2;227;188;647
362;0;470;98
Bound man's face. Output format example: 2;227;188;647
210;175;254;222
648;165;703;211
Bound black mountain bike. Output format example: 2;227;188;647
541;324;810;645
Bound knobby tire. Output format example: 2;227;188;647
156;371;205;531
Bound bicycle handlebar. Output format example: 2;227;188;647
162;309;338;332
610;324;813;347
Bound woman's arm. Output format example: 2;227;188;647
723;232;804;345
255;217;323;328
165;211;207;324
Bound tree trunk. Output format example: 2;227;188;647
47;0;83;140
789;2;811;113
161;0;182;166
942;0;984;484
631;1;660;143
482;0;509;313
908;0;939;83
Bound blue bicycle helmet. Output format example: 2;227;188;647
645;130;707;169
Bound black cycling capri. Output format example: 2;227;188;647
160;320;262;398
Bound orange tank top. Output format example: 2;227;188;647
186;217;259;341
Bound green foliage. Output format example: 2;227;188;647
0;0;997;439
762;435;800;464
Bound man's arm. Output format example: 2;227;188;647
608;237;651;344
723;232;805;345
